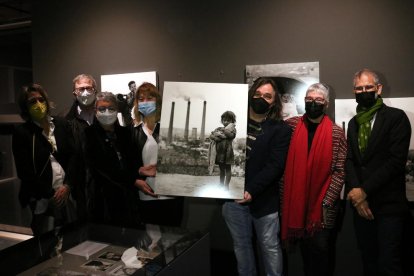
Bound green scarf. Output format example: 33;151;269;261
355;97;383;154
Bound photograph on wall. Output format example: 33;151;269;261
101;71;157;126
155;81;248;199
246;62;319;120
335;97;414;204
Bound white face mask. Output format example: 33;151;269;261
76;90;96;106
96;109;118;126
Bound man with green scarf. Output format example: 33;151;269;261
346;68;411;276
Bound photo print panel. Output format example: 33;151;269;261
335;97;414;205
156;81;248;199
246;62;319;120
101;71;157;126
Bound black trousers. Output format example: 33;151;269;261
299;228;336;276
353;211;405;276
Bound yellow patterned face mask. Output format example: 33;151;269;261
29;101;47;121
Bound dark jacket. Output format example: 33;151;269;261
246;118;291;218
85;120;138;226
12;117;74;208
346;104;411;215
65;101;92;220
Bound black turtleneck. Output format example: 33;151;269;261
307;117;320;153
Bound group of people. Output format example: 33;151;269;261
12;75;184;236
11;69;412;276
224;69;411;276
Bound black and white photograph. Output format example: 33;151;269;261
156;81;248;199
101;71;157;95
98;251;122;262
100;71;157;125
81;259;113;272
335;97;414;203
246;62;320;120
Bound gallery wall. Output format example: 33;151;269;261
32;0;414;113
30;0;414;273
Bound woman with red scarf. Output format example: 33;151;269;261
281;83;347;276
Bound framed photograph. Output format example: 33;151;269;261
335;97;414;206
155;81;248;199
101;71;157;126
246;62;319;120
101;71;157;95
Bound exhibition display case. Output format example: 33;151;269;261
0;223;209;275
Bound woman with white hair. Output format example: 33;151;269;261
85;92;138;227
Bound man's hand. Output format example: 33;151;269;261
135;179;157;198
138;164;157;177
235;191;252;204
347;187;367;206
355;200;374;220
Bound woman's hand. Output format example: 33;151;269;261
135;179;158;198
54;185;70;206
138;164;157;177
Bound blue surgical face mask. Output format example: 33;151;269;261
138;101;156;117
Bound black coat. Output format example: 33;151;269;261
65;101;92;219
12;117;75;208
346;104;412;215
85;120;138;226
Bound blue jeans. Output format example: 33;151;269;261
222;201;283;276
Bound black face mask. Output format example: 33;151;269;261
250;97;271;114
305;101;325;119
356;91;377;109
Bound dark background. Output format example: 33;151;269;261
2;0;414;275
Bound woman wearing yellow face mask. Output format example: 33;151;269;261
12;84;76;236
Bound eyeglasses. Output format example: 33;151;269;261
97;106;117;113
304;97;325;105
27;97;46;105
353;85;377;92
74;86;95;94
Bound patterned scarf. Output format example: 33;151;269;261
281;115;333;241
355;98;383;155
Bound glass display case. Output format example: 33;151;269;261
0;223;209;275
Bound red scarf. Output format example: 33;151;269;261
281;115;333;241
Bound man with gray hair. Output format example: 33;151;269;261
65;74;98;221
281;83;347;276
346;69;411;276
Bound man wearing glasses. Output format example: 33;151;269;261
281;83;347;276
64;74;98;222
346;69;411;276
